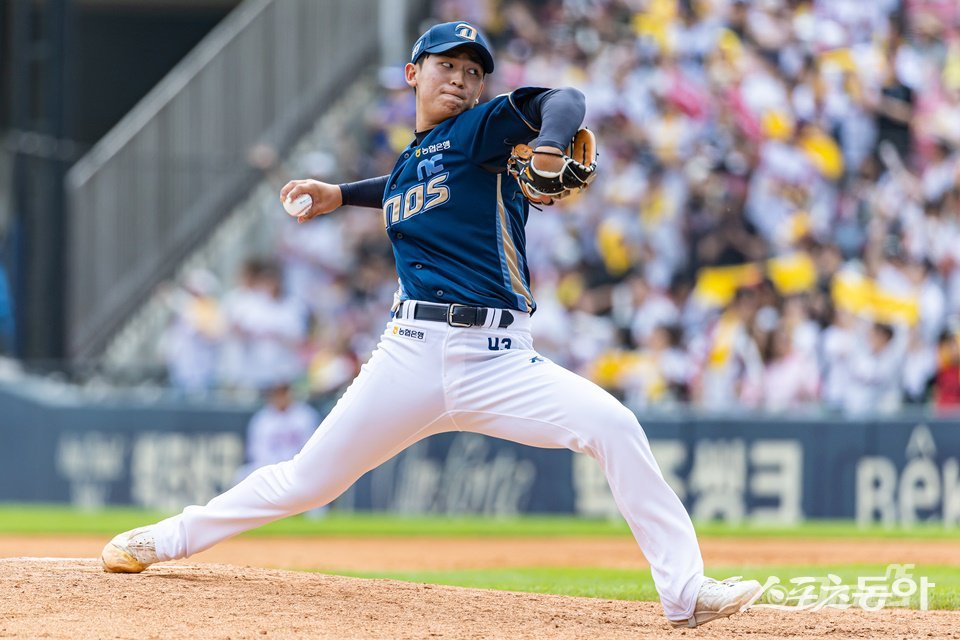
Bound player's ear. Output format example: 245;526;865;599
404;62;418;90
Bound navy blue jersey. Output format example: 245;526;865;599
383;87;549;313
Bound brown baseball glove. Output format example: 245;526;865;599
507;128;598;204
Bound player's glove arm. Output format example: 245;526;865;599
338;175;390;209
520;87;586;153
510;88;597;205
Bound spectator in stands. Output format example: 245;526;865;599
691;287;764;411
934;329;960;412
628;272;681;349
820;305;857;413
875;42;915;165
244;262;309;392
306;327;360;396
234;380;319;482
623;322;693;410
220;258;266;393
161;269;223;396
844;322;907;415
902;324;937;405
758;326;819;413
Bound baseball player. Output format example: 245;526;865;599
102;22;762;628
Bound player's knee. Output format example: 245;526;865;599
285;458;358;510
584;402;645;452
262;459;321;509
606;404;643;441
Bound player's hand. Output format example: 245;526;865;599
524;146;565;206
280;179;343;223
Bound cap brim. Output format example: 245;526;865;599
422;41;494;74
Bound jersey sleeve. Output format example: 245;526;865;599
458;87;550;168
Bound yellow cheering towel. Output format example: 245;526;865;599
692;263;763;307
800;128;844;180
831;271;919;325
767;252;817;295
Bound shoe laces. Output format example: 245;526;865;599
126;528;159;563
699;576;747;598
705;576;743;586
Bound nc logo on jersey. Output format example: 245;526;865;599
417;154;445;181
455;23;478;41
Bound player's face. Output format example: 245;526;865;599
405;50;485;129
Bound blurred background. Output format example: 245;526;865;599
1;0;958;524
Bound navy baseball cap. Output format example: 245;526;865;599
411;21;495;74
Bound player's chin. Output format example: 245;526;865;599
438;94;467;114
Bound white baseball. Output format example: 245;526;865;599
284;193;313;217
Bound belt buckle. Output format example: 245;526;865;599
446;304;472;327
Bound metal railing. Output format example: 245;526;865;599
65;0;381;360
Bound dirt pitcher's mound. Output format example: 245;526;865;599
2;559;958;640
4;535;959;571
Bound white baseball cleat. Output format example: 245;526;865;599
670;576;764;629
100;526;160;573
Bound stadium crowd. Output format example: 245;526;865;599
162;0;960;416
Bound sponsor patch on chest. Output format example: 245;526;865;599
392;324;426;342
415;140;451;157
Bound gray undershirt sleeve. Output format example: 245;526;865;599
519;87;586;151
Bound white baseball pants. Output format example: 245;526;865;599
151;305;705;619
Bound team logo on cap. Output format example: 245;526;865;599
455;23;478;41
412;37;424;58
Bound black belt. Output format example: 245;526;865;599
400;302;515;328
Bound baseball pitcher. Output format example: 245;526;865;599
101;21;762;629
